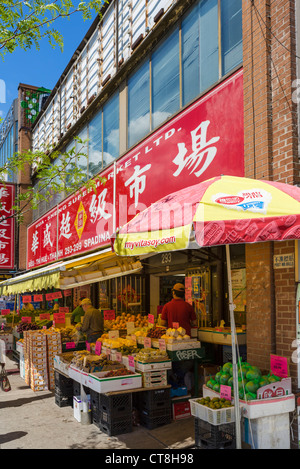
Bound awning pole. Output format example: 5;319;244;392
226;244;242;449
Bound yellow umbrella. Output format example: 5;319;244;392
112;175;300;449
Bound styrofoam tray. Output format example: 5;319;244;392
87;371;142;393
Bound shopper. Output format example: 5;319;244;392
78;298;104;343
160;283;197;336
70;295;87;325
21;301;34;312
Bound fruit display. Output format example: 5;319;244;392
104;313;149;331
104;368;135;377
101;336;138;350
59;326;85;343
146;326;166;338
159;327;191;342
17;321;41;332
135;347;169;363
195;396;233;409
206;360;284;401
67;350;126;372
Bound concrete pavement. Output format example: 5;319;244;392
0;355;196;450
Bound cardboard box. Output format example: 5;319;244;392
135;360;172;372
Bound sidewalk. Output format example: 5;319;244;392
0;354;196;450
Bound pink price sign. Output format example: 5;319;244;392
59;307;69;314
95;341;102;355
1;309;10;315
34;295;43;302
148;314;154;324
21;317;32;323
103;310;115;320
53;313;65;324
270;354;288;378
220;385;232;401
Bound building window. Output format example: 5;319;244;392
103;92;119;167
151;28;180;130
88;109;102;178
221;0;243;75
128;59;150;148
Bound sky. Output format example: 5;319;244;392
0;12;95;119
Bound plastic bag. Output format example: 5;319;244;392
0;364;11;392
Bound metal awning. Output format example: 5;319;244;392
0;248;143;295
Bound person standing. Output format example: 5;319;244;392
71;295;86;325
78;298;104;343
160;283;197;336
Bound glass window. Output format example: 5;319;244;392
76;126;88;180
103;92;119;167
182;4;200;106
200;0;219;91
151;28;180;129
88;109;102;178
128;59;150;148
221;0;242;75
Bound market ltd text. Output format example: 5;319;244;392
105;453;194;465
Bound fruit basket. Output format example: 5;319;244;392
189;397;237;426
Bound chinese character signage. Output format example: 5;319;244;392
0;184;15;269
27;69;244;269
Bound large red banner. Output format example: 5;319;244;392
27;69;244;269
0;183;15;270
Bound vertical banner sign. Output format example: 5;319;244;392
26;70;244;269
0;184;15;269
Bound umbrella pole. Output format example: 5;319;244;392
225;244;242;449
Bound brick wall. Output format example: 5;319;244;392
243;0;299;448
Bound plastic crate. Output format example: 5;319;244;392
54;390;73;407
99;392;132;418
139;407;172;429
136;388;171;411
98;413;133;436
54;371;73;395
189;399;236;426
194;418;235;449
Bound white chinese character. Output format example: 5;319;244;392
43;223;53;247
89;189;112;224
0;253;8;264
59;212;72;239
125;164;151;208
0;188;9;199
0;202;11;214
31;230;39;255
0;241;8;250
173;120;220;177
0;215;9;226
0;229;9;239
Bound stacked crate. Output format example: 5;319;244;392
24;331;49;391
46;330;62;390
54;370;73;407
92;391;133;436
135;388;171;429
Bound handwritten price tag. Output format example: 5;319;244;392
144;337;151;348
59;307;69;314
103;310;115;320
53;313;65;324
270;354;288;378
115;352;122;362
65;342;76;350
34;295;43;302
128;355;135;371
148;314;155;324
21;316;32;323
159;339;166;351
220;385;232;401
172;322;179;329
39;313;50;320
22;295;32;303
1;309;10;315
95;341;102;355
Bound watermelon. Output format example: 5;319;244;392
222;362;233;374
268;375;280;383
244;392;257;401
245;380;259;394
213;383;220;392
258;377;269;387
220;373;230;385
206;379;214;389
246;366;262;381
215;372;222;383
238;365;249;379
228;377;234;388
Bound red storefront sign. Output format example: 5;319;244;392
27;70;244;269
0;184;15;269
